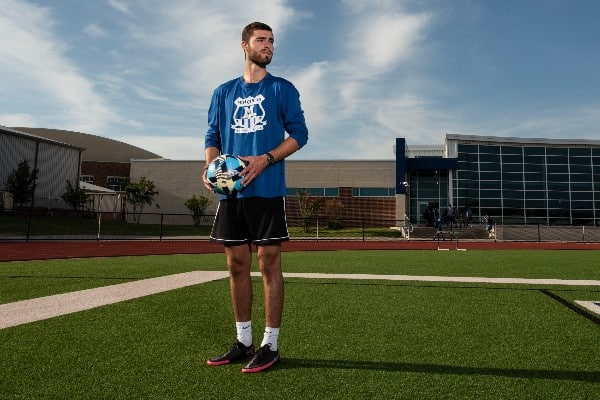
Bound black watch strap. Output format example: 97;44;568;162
266;152;275;165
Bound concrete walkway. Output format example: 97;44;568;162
2;271;599;330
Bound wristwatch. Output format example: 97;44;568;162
265;152;275;166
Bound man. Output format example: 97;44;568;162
203;22;308;373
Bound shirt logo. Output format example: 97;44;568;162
231;95;267;133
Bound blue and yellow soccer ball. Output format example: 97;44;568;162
206;154;246;196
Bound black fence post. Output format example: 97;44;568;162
160;213;164;240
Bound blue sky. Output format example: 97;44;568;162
1;0;599;160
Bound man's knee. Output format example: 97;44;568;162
257;245;281;273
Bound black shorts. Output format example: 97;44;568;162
210;197;289;245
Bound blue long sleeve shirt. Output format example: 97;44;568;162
205;73;308;198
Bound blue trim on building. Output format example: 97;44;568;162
395;138;406;194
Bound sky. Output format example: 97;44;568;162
1;0;600;160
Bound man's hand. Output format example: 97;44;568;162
239;154;270;186
202;165;215;193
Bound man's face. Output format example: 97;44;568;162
244;29;274;67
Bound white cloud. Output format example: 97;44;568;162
0;113;38;127
355;12;431;71
0;0;117;132
119;135;202;160
84;23;107;38
107;0;130;15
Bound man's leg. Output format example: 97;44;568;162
256;244;284;329
225;244;253;323
241;243;283;373
206;243;255;367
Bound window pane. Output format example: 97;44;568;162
479;154;500;163
502;163;523;173
480;171;501;180
479;145;500;154
548;191;570;200
524;146;545;156
547;164;568;173
547;147;568;156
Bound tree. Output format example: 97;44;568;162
324;198;344;229
296;189;321;233
125;177;159;225
5;159;39;209
60;180;90;212
185;195;211;226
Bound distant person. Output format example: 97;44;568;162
464;206;473;228
485;215;495;238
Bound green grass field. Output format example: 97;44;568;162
1;250;599;399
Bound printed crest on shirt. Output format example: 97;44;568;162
231;95;268;133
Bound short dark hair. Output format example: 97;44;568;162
242;22;272;42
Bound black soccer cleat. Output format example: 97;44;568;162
206;341;255;366
241;344;281;373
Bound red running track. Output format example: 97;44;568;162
1;240;600;262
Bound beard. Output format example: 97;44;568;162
247;48;272;68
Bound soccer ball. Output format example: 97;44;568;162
206;154;246;196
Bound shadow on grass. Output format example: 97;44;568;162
280;358;600;382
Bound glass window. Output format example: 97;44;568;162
480;189;501;199
524;146;545;156
478;145;500;154
548;199;570;208
546;155;568;164
569;157;591;166
79;175;94;184
502;163;523;173
524;171;545;181
547;164;568;173
546;147;568;156
479;198;501;208
569;148;590;157
570;173;592;183
107;176;128;191
547;182;569;191
547;173;569;183
480;171;501;180
547;191;570;200
458;144;477;154
524;154;545;164
502;172;524;182
325;188;339;196
524;163;546;173
571;191;593;200
354;187;395;197
570;164;591;174
502;154;523;164
504;198;523;208
525;199;547;208
480;181;499;189
525;181;546;191
479;153;500;163
501;146;523;155
503;190;524;200
504;181;524;190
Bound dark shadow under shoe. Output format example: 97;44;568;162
206;341;255;366
242;344;281;373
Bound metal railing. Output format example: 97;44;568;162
1;209;599;243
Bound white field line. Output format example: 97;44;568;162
1;272;599;330
574;301;600;316
0;271;228;330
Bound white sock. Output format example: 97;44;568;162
236;321;252;347
260;327;280;351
